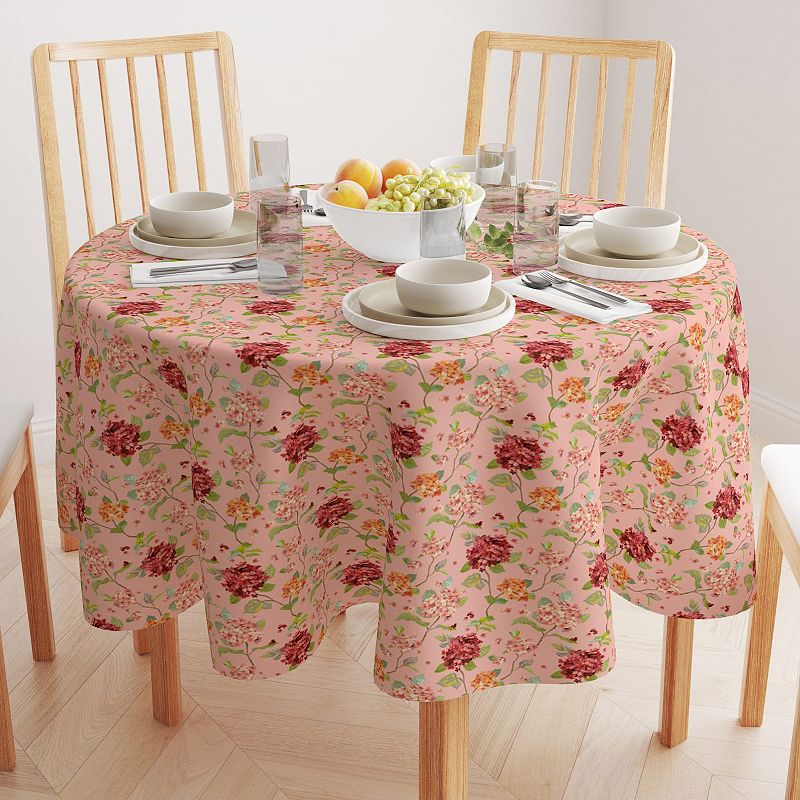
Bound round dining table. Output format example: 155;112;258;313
55;192;755;798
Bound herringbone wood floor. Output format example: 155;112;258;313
0;434;796;800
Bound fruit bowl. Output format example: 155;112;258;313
319;185;485;263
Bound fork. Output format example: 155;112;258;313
298;189;313;214
539;270;629;305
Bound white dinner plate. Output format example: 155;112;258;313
129;224;257;260
564;229;701;268
343;285;515;340
358;280;508;326
133;209;256;247
558;240;708;282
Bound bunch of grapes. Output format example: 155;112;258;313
365;167;478;212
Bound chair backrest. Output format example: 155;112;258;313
463;32;674;208
32;31;247;321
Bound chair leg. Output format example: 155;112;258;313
660;616;694;747
787;686;800;800
13;428;55;662
0;633;15;771
150;618;182;726
133;628;151;655
419;695;469;800
740;484;782;727
60;531;79;552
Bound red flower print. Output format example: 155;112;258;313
521;340;574;367
515;299;551;314
248;299;295;314
660;414;703;452
315;495;354;529
588;553;608;587
191;463;215;500
342;559;383;586
236;341;290;368
75;486;86;526
723;341;740;376
101;419;141;458
378;265;397;277
741;368;750;397
112;300;163;315
386;524;398;555
90;615;122;630
494;434;544;473
559;648;604;682
157;359;188;394
612;359;649;391
676;610;705;619
141;541;178;576
74;341;82;376
619;528;656;562
221;561;269;598
281;423;319;464
281;628;313;666
649;298;693;313
442;634;482;670
467;535;512;570
712;486;742;520
379;341;432;358
732;287;742;316
390;424;423;460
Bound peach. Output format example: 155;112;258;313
325;180;369;209
381;158;421;190
334;158;383;198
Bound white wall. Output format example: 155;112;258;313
0;0;605;461
604;0;800;441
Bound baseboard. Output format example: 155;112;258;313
751;389;800;444
32;415;56;465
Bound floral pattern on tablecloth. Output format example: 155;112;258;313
55;194;754;700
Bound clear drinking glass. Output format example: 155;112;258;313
513;180;560;275
249;134;290;193
256;190;303;295
420;199;466;259
476;143;517;187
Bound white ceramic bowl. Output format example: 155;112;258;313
394;258;492;316
593;206;681;258
319;186;484;263
149;191;234;239
429;154;477;183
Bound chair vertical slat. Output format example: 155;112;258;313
126;57;148;213
68;60;95;237
155;54;178;192
560;55;581;193
504;50;521;147
463;31;491;157
588;56;608;198
214;32;247;192
96;60;122;223
185;51;207;191
644;41;675;208
616;58;638;203
532;52;550;178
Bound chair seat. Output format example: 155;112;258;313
0;400;33;475
762;444;800;541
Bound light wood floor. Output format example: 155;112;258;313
0;434;795;800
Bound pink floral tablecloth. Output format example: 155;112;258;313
55;194;754;700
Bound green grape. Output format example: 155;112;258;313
385;178;396;190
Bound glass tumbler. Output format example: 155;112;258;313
250;134;290;196
420;199;466;259
476;143;517;187
256;190;303;295
513;180;560;275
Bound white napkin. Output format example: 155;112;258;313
129;259;257;288
496;272;651;323
291;188;333;227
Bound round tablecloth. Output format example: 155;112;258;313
55;194;754;700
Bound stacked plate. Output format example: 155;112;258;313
129;210;257;260
559;229;708;282
343;280;515;341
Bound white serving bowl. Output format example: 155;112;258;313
429;154;477;183
395;258;492;316
319;186;484;263
149;191;234;239
593;206;681;258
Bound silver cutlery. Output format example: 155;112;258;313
298;189;313;214
559;213;594;226
539;270;629;304
521;273;610;309
150;257;257;278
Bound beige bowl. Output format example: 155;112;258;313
149;191;234;239
394;258;492;316
593;206;681;258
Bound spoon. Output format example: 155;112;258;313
559;213;594;226
150;257;257;278
521;273;609;309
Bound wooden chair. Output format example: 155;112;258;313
0;401;56;770
32;31;246;727
740;446;800;799
463;32;675;208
